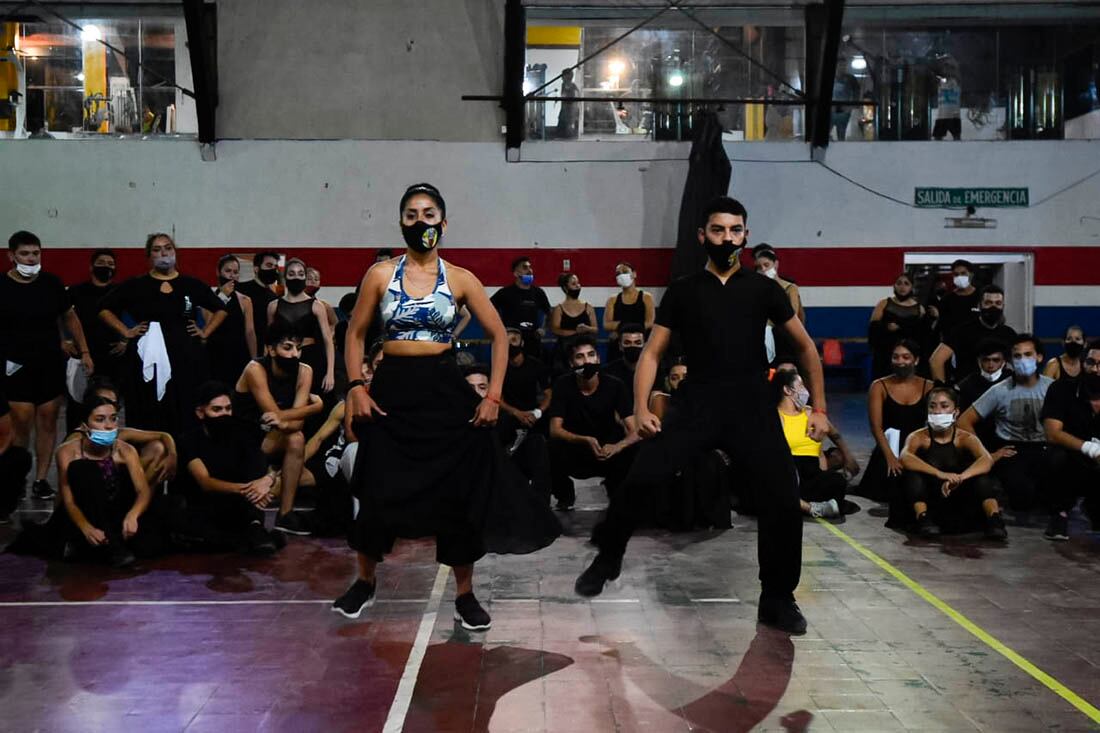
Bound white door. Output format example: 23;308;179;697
904;252;1034;333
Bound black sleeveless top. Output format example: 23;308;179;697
274;298;322;341
68;453;135;505
881;378;933;443
207;292;251;373
233;356;299;425
614;291;647;330
918;428;967;473
559;304;589;331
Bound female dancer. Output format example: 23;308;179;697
268;258;335;395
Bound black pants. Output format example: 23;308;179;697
67;484;166;560
593;381;801;600
548;439;636;507
932;117;961;140
795;457;847;504
1047;446;1100;518
511;431;552;501
193;492;265;534
902;471;999;529
991;442;1052;512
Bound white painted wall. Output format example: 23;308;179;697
2;138;1099;250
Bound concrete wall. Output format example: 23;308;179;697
216;0;505;141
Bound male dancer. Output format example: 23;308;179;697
574;196;828;635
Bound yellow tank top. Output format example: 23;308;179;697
779;409;822;457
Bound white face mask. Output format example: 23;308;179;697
981;367;1003;382
15;262;41;277
763;267;778;280
953;274;970;290
790;386;810;410
615;272;634;288
928;413;956;430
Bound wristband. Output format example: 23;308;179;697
812;406;828;415
532;408;543;420
346;379;367;394
485;394;501;405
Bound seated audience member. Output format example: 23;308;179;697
66;377;178;486
1044;325;1087;383
648;357;687;420
930;285;1016;386
898;387;1006;539
180;382;281;555
956;340;1011;411
500;328;552;430
868;272;930;379
1039;339;1100;540
774;370;859;519
958;334;1054;519
549;272;598;369
56;396;165;566
603;323;664;414
855;340;934;503
547;335;639;510
234;321;323;535
465;363;551;500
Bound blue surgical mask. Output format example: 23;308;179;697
88;428;118;446
519;274;535;286
1012;357;1037;377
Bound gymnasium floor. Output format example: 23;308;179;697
1;392;1098;732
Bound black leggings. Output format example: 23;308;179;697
902;471;1000;526
1047;446;1100;516
990;442;1052;512
794;457;846;504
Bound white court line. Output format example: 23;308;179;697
0;599;430;607
382;564;450;733
590;598;640;604
691;598;741;603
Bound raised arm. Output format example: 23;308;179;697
930;343;954;383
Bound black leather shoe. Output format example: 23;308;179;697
574;553;622;598
757;595;807;635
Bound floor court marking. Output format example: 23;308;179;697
0;599;429;607
816;518;1100;725
382;564;450;733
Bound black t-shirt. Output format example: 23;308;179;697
100;274;225;359
548;373;632;444
179;423;268;497
68;280;118;361
502;355;551;412
945;318;1016;382
0;271;70;363
491;284;551;331
938;290;981;336
957;371;1009;412
656;267;794;384
602;359;665;413
1040;380;1100;441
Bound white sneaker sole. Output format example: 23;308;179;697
453;610;491;631
332;596;375;619
273;523;311;536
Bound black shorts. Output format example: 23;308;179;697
6;356;66;405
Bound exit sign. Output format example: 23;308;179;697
914;187;1029;208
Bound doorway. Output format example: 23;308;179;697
903;252;1034;333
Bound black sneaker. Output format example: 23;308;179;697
274;510;311;536
574;553;622;598
1044;514;1069;541
454;592;491;631
332;579;376;619
245;522;278;555
107;541;136;569
985;513;1008;541
758;595;807;635
31;480;55;501
914;513;941;538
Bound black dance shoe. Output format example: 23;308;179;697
757;595;807;636
574;553;622;598
332;579;376;619
984;513;1008;541
454;592;492;631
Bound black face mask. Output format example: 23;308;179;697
622;346;643;364
401;221;443;253
1084;372;1100;397
705;240;742;271
508;344;524;359
574;363;599;380
257;268;279;285
893;364;915;379
217;275;234;287
285;278;307;295
204;415;235;439
274;355;300;373
979;307;1003;326
92;266;115;283
1064;341;1084;359
566;288;581;299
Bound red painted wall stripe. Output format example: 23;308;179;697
24;245;1100;288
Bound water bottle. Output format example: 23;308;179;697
183;295;193;321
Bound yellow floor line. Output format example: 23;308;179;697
815;518;1100;725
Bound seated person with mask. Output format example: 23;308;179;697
465;363;551;500
548;335;639;511
957;339;1010;412
234;320;323;536
1039;339;1100;541
179;381;282;555
648;356;687;420
958;334;1053;519
931;285;1016;386
899;387;1006;539
500;328;551;431
603;323;664;415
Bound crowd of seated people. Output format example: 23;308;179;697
2;226;1097;575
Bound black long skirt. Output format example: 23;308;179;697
349;352;558;562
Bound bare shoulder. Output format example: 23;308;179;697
237;292;252;306
116;440;139;460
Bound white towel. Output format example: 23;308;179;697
137;322;172;401
885;427;901;457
